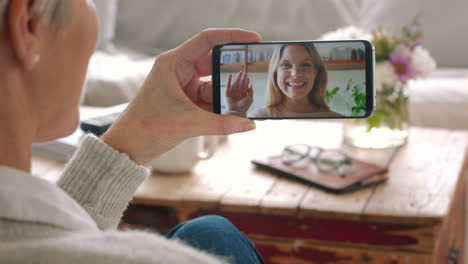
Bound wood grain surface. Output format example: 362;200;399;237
32;117;468;264
33;121;467;224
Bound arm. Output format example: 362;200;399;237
101;29;261;165
57;135;148;230
59;29;262;230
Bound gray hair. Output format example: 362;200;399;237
0;0;70;30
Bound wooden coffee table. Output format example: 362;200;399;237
33;121;467;264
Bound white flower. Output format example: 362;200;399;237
411;46;436;78
375;61;398;91
319;26;372;40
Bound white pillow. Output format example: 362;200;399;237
409;68;468;130
84;49;155;106
358;0;468;67
94;0;119;51
114;0;359;54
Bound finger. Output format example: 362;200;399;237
248;84;254;98
233;72;243;98
195;52;212;77
240;73;248;97
198;78;212;104
175;28;262;63
198;101;212;112
226;74;233;96
198;111;256;136
243;76;250;97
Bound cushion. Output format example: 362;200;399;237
358;0;468;67
82;46;157;106
114;0;360;54
409;68;468;129
94;0;119;51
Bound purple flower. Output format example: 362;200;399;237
413;35;424;48
389;47;416;83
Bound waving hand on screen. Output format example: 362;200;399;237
225;71;254;116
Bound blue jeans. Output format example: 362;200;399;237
166;215;264;264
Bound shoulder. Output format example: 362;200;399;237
322;110;346;117
249;106;278;118
0;229;222;264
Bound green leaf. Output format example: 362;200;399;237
325;87;340;104
366;110;383;131
372;27;396;61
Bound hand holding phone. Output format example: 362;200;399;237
213;40;375;120
101;29;260;165
225;72;254;116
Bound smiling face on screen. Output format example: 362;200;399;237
276;44;317;101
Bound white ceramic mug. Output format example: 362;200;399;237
147;136;217;174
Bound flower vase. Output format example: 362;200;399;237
343;84;409;149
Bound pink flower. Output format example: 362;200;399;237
415;35;424;47
389;47;415;83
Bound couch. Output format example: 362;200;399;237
84;0;468;130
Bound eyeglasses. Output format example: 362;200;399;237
279;144;352;177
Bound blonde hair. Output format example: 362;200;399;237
0;0;70;30
265;43;329;110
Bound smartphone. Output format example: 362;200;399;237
212;40;375;119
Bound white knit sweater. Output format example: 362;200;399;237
0;135;226;264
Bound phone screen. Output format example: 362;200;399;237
212;40;375;119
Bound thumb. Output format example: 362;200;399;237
200;112;256;136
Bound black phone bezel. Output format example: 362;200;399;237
212;40;375;120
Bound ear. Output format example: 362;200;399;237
7;0;41;71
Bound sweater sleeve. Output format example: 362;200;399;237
57;134;149;230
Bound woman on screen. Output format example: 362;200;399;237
225;43;343;118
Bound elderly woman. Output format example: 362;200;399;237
0;0;264;263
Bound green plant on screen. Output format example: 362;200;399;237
326;78;366;117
